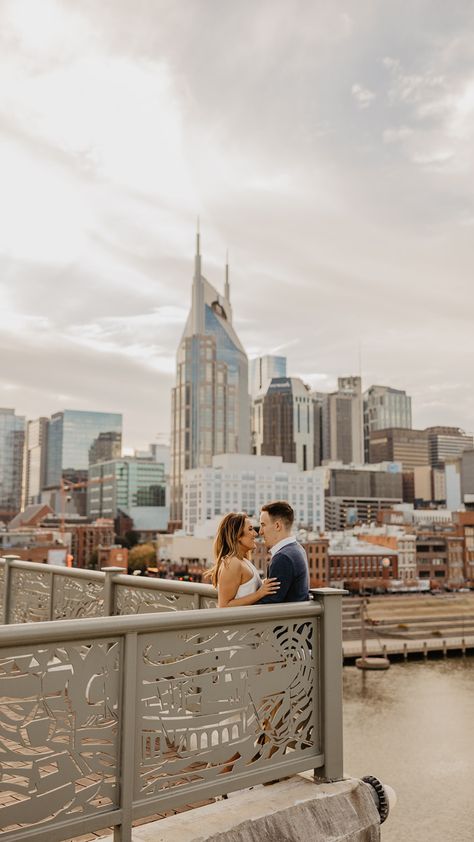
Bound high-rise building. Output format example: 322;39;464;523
170;231;250;528
249;355;287;399
149;443;170;472
253;376;315;470
363;385;412;461
183;454;325;534
444;459;462;510
23;417;49;507
425;426;474;469
0;408;26;520
88;456;168;531
413;465;447;505
323;460;403;530
311;392;325;467
89;431;122;465
45;410;123;488
318;376;364;465
327;464;403;499
43;410;122;517
369;428;429;471
461;450;474;508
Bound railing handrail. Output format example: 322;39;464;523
0;600;322;646
0;555;217;596
111;571;216;596
0;556;105;581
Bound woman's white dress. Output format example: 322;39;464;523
234;559;262;599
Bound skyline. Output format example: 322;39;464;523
1;1;473;449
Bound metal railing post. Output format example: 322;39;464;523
2;556;21;625
115;630;138;842
103;567;123;616
49;570;55;621
311;587;347;782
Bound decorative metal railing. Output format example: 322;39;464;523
0;557;217;624
0;590;344;842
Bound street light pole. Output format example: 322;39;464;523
382;556;391;593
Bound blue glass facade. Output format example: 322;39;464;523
205;305;243;386
88;458;166;517
170;244;250;526
45;410;122;487
0;408;25;513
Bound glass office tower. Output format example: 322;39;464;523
170;231;250;528
88;458;167;517
249;355;287;399
23;417;49;506
45;410;123;488
0;408;25;518
363;385;412;462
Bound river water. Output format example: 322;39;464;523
343;656;474;841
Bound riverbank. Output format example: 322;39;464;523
343;634;474;662
342;592;474;663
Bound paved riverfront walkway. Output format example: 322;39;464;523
342;592;474;660
343;633;474;661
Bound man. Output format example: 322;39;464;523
258;501;309;603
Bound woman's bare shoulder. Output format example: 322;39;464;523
218;555;242;576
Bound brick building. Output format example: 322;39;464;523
416;529;464;588
251;535;329;588
0;530;68;564
328;537;398;593
357;529;417;583
67;520;115;567
452;511;474;585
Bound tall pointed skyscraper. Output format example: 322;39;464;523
170;229;250;528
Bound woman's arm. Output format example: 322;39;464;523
218;558;279;607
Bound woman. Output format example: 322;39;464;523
208;512;279;607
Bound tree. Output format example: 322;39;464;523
128;543;156;574
118;530;140;550
88;549;99;570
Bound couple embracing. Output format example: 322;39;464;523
208;501;309;608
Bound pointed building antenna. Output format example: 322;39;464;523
192;217;204;332
194;216;202;281
224;248;230;302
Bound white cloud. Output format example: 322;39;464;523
0;136;88;262
351;83;376;109
448;78;474;139
410;149;454;167
382;126;414;144
1;2;474;446
0;55;193;201
381;52;474;175
60;309;183;374
3;0;97;60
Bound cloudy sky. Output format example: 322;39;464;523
1;0;473;449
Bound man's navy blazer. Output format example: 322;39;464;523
259;541;309;603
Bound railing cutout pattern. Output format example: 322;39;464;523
0;558;217;625
137;618;316;800
0;636;121;832
0;591;345;842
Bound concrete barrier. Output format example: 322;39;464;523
101;774;384;842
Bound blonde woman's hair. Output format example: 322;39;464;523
206;512;248;588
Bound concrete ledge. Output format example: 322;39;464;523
103;774;380;842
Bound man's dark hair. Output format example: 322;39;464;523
261;501;294;527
